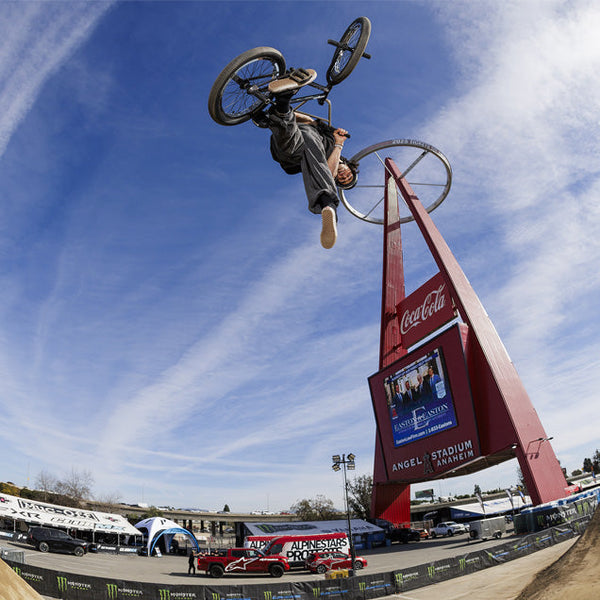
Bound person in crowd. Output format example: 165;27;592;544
188;548;198;575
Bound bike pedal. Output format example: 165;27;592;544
288;68;315;84
268;68;317;94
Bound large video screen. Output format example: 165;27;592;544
369;324;481;482
383;346;457;447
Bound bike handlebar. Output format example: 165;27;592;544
327;39;371;60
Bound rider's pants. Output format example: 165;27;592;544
268;112;339;214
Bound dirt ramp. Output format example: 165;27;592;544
515;507;600;600
0;559;44;600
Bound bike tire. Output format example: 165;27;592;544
208;47;286;126
326;17;371;86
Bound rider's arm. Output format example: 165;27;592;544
294;111;315;124
327;128;348;177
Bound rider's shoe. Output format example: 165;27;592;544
252;110;271;128
268;68;317;94
320;206;337;249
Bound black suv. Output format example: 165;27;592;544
388;527;421;544
26;526;95;556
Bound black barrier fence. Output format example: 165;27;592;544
3;506;596;600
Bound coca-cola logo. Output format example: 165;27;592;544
400;285;448;335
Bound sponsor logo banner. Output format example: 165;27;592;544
396;273;455;348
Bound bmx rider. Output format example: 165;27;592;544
255;69;356;249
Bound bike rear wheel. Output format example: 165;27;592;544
208;47;286;126
326;17;371;86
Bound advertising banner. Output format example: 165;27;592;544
0;492;140;535
396;272;456;349
368;325;481;482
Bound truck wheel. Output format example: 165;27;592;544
269;564;284;578
431;532;437;539
209;564;224;578
38;542;50;553
447;529;454;537
353;560;364;570
73;546;85;557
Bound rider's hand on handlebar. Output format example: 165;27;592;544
333;128;350;144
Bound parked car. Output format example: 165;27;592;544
26;526;95;557
430;521;467;538
304;551;367;574
388;527;421;544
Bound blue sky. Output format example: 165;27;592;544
1;0;599;513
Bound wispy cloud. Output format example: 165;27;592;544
0;2;113;158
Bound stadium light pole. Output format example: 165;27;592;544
332;453;356;575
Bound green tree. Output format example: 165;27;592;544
583;457;593;473
223;504;231;512
347;475;372;520
571;469;583;477
516;468;529;494
291;495;337;521
593;450;600;472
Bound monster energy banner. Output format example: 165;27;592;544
3;502;597;600
514;492;598;534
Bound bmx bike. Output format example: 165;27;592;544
208;17;452;226
208;16;371;127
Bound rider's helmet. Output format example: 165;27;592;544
336;156;359;190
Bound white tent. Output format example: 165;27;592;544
0;492;139;536
135;517;199;556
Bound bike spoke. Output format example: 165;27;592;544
221;58;281;118
332;23;362;74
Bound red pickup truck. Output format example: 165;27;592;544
198;548;290;578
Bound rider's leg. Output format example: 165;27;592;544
268;110;304;164
266;108;339;248
298;124;339;215
298;125;339;249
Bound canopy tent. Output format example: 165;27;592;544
450;495;531;520
135;517;199;556
0;492;140;536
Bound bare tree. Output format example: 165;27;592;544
35;470;58;502
95;491;123;505
55;468;94;503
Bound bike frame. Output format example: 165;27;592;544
248;78;335;125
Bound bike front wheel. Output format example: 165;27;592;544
326;17;371;86
208;47;286;126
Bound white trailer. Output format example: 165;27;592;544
469;516;506;540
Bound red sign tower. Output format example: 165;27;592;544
369;157;567;524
